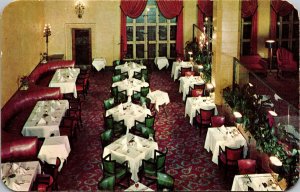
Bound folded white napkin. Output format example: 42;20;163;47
36;107;41;113
56;101;61;107
12;163;19;172
121;137;127;145
50;107;55;113
135;137;143;149
38;118;46;125
32;114;38;121
16;167;27;175
50;116;56;121
72;68;76;72
59;76;65;82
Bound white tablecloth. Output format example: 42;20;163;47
112;78;149;96
204;126;248;164
231;173;282;191
171;61;194;81
125;182;154;191
105;103;152;134
147;90;170;112
154;57;169;70
115;62;146;78
1;161;41;191
179;76;205;101
103;133;158;182
92;58;106;71
185;97;218;125
49;68;80;98
37;136;71;171
22;100;69;138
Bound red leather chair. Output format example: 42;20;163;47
240;55;268;76
34;174;54;191
218;146;244;177
193;108;215;135
180;66;192;77
238;159;257;174
276;47;298;76
190;89;204;97
211;115;225;127
185;71;195;76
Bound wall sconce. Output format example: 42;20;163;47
75;0;85;19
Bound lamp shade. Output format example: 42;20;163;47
269;156;283;174
265;40;276;49
233;111;243;124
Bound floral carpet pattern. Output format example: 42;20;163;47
58;68;231;191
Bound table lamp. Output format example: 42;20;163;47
206;83;214;99
269;155;283;189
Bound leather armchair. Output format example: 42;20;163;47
276;47;298;76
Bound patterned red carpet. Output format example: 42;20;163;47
57;68;231;191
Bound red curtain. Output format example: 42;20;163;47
270;0;294;40
156;0;184;57
241;0;258;55
120;0;147;59
197;0;213;30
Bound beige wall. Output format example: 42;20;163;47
44;0;121;66
183;0;198;49
1;0;45;107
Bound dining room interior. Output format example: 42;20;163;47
0;0;299;191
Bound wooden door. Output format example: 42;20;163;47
72;28;92;65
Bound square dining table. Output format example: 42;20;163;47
1;161;41;191
112;78;149;96
185;97;218;125
92;57;106;71
179;76;205;101
22;100;69;138
231;173;282;191
49;68;80;98
105;102;152;133
171;61;194;81
154;57;169;70
204;126;248;164
37;136;71;172
103;133;158;182
115;62;146;78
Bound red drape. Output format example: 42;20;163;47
270;0;294;40
156;0;184;57
241;0;258;55
120;0;147;59
197;0;213;30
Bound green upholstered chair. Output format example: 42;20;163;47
140;96;151;109
117;90;127;103
113;60;121;67
139;148;168;185
100;129;113;148
102;154;131;188
141;126;155;140
133;68;149;82
98;176;115;190
157;172;175;191
140;86;150;97
113;119;127;138
103;97;115;111
130;114;155;136
131;90;141;104
112;75;122;83
114;68;122;76
103;114;114;130
120;72;129;80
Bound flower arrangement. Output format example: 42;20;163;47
19;75;29;90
